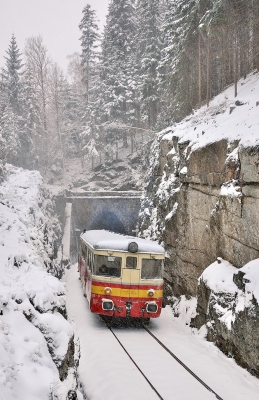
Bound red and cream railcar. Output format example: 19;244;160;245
78;230;165;319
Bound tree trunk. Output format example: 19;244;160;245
206;27;211;108
198;31;202;109
252;0;259;70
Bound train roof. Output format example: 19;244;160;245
81;230;165;254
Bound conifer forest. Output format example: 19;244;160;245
0;0;259;177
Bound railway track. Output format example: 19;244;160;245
105;321;223;400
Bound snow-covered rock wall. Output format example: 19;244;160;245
0;165;78;400
138;72;259;297
193;258;259;378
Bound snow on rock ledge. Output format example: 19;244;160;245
0;165;77;400
192;258;259;377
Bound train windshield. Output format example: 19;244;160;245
94;255;122;278
141;258;163;279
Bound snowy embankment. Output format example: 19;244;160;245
0;165;76;400
162;71;259;149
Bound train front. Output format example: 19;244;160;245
87;232;165;320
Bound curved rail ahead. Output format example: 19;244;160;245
143;325;223;400
105;321;224;400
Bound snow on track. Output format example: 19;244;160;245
66;264;259;400
66;264;158;400
111;327;216;400
150;308;259;400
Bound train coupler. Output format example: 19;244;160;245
125;302;132;317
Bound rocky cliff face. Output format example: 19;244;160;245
138;71;259;378
192;259;259;378
139;133;259;297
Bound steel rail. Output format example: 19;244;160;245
143;325;224;400
107;325;164;400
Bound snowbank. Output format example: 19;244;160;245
200;258;259;321
161;71;259;150
0;165;76;400
194;258;259;377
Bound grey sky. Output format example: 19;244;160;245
0;0;109;72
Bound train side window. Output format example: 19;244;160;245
93;255;122;277
141;258;163;279
126;256;137;269
88;250;93;272
82;243;87;260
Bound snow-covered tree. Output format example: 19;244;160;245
25;36;51;173
135;0;163;129
99;0;136;146
3;34;23;113
66;52;88;154
79;4;100;105
0;36;23;167
0;105;19;164
48;63;70;173
18;66;42;168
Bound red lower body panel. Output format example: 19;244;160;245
90;293;162;319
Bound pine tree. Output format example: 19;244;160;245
0;35;24;167
135;0;162;129
20;66;41;165
99;0;136;146
0;105;19;164
159;0;215;121
3;34;23;113
79;4;100;106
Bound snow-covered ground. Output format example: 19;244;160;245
66;264;259;400
161;71;259;149
0;165;76;400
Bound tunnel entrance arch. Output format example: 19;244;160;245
67;191;142;261
89;209;126;234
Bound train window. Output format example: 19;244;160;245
88;250;93;272
93;255;122;277
141;259;163;279
82;243;87;260
126;256;137;269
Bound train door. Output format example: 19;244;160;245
121;255;140;315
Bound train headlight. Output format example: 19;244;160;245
104;287;112;296
147;289;155;298
102;299;114;311
146;302;158;313
128;242;138;253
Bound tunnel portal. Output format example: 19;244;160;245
66;191;142;260
89;209;126;234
